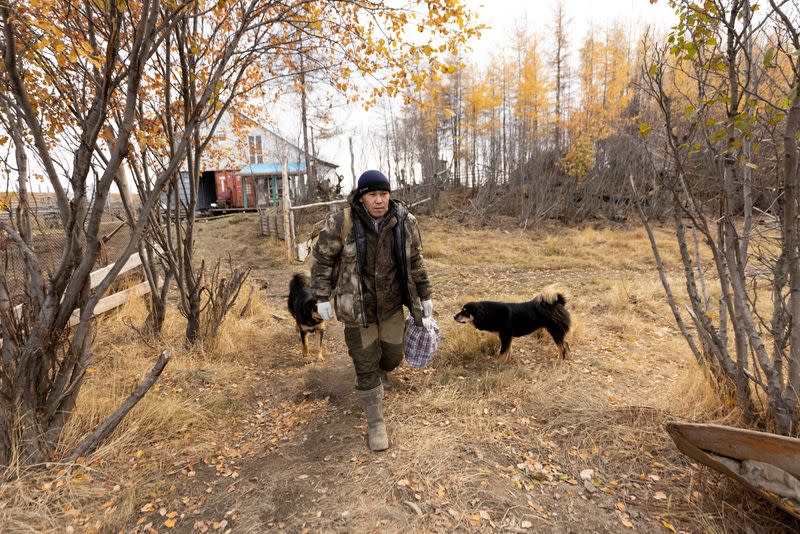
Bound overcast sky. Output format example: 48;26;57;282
475;0;677;48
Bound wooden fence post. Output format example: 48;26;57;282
282;155;292;262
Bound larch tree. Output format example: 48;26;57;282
577;26;603;135
515;38;550;166
463;65;501;188
601;22;634;126
550;0;571;152
562;22;634;182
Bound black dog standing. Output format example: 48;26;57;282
288;273;327;361
454;288;571;361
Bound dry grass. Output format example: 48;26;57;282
3;213;797;533
194;212;286;274
412;217;796;531
422;217;684;273
0;271;286;531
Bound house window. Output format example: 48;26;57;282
248;135;263;164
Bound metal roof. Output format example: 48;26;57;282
239;162;307;175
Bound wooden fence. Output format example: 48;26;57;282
2;253;150;348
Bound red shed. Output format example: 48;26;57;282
214;171;258;209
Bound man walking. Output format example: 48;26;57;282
311;170;433;451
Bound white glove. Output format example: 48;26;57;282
316;301;334;321
422;317;436;330
422;299;433;318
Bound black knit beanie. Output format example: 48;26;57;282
356;170;391;198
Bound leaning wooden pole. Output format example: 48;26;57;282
282;154;292;262
69;350;171;461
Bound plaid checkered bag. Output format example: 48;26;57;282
403;315;440;368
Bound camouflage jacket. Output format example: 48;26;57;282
311;194;431;327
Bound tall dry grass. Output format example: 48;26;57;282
0;277;280;531
417;217;773;529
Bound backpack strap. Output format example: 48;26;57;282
393;204;411;307
329;207;353;293
341;206;352;243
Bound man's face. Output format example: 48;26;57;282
360;190;390;218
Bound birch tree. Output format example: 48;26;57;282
639;0;800;434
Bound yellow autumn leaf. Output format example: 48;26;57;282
164;519;176;528
661;519;677;532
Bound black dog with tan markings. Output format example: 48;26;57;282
288;272;327;361
453;287;571;362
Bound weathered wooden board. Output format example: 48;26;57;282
3;255;149;348
89;252;142;288
666;421;800;519
67;280;151;327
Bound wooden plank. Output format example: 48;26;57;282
289;205;297;247
2;281;151;348
90;252;142;289
666;421;800;477
68;280;151;327
9;252;142;320
290;198;348;211
197;213;238;223
666;421;800;518
258;209;269;236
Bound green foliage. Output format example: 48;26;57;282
559;134;596;179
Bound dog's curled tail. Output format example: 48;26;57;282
290;272;311;292
535;286;571;333
537;285;567;306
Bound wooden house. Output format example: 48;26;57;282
173;111;337;213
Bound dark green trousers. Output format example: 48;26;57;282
344;310;405;390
